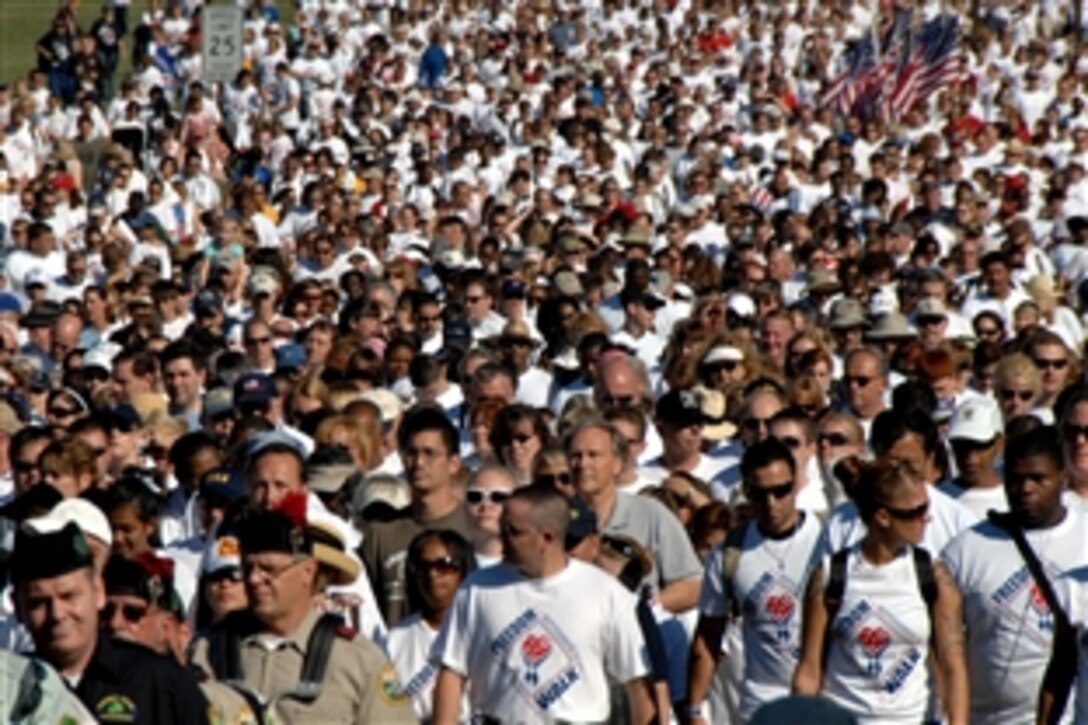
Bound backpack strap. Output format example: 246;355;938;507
299;613;343;692
823;548;850;623
208;626;241;682
911;547;938;613
821;548;851;668
720;520;750;618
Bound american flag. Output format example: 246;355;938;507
823;12;961;121
821;36;878;116
888;14;962;120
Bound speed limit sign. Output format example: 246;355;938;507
202;5;243;84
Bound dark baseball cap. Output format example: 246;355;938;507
565;496;598;551
233;373;278;406
199;466;247;505
620;287;665;311
655;388;709;427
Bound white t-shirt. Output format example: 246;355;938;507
698;513;823;720
1054;560;1088;725
821;485;978;557
821;546;933;724
388;613;470;723
943;509;1084;724
431;560;650;722
936;480;1009;520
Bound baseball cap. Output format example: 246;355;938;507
948;398;1003;444
275;343;307;372
22;498;112;548
702;345;744;366
353;475;411;517
727;293;756;318
203;387;234;420
194;290;223;317
359;388;403;427
201;533;242;575
105;404;143;432
233;373;278;407
565;496;598;551
655;388;709;427
620;287;665;311
200;466;247;505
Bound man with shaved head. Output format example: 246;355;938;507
432;483;658;724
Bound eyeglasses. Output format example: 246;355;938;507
746;480;794;503
243;557;306;581
245;336;272;346
416;556;461;575
535;472;572;488
465;488;512;506
818;432;852;447
1000;389;1034;402
602;394;638;407
206;568;243;585
103;602;149;624
884;500;930;521
844;375;874;388
704;361;738;374
1063;424;1088;442
1033;357;1068;371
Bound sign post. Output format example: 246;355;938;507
202;5;244;85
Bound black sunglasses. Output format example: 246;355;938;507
1063;424;1088;442
465;489;511;506
884;500;930;521
1033;357;1068;371
746;480;794;503
103;602;149;624
536;473;572;489
601;535;638;559
1000;389;1034;402
206;568;243;585
416;556;461;575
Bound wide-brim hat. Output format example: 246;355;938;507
309;517;360;586
865;312;916;341
699;388;737;441
828;298;868;330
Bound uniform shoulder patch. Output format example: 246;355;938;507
377;663;411;705
96;694;137;723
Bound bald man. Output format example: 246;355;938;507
432;483;657;724
594;355;663;463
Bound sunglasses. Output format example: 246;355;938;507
601;535;638;559
603;394;638;408
206;568;243;585
535;472;572;488
245;336;272;346
103;602;149;624
465;488;511;506
776;436;803;450
1000;389;1034;402
704;361;739;374
1063;424;1088;442
1033;357;1068;371
884;500;930;521
509;433;535;445
746;480;793;503
843;375;873;388
818;432;851;447
416;556;461;575
48;406;80;418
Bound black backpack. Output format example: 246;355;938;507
823;546;938;653
207;612;343;715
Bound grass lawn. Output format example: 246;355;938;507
0;0;296;89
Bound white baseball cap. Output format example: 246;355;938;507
24;498;112;548
948;398;1004;443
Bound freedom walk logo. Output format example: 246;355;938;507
490;608;585;715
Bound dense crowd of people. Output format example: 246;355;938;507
2;0;1088;722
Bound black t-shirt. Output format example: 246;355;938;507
75;635;209;724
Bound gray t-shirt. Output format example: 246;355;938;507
603;491;703;590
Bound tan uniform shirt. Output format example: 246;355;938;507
192;609;417;724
